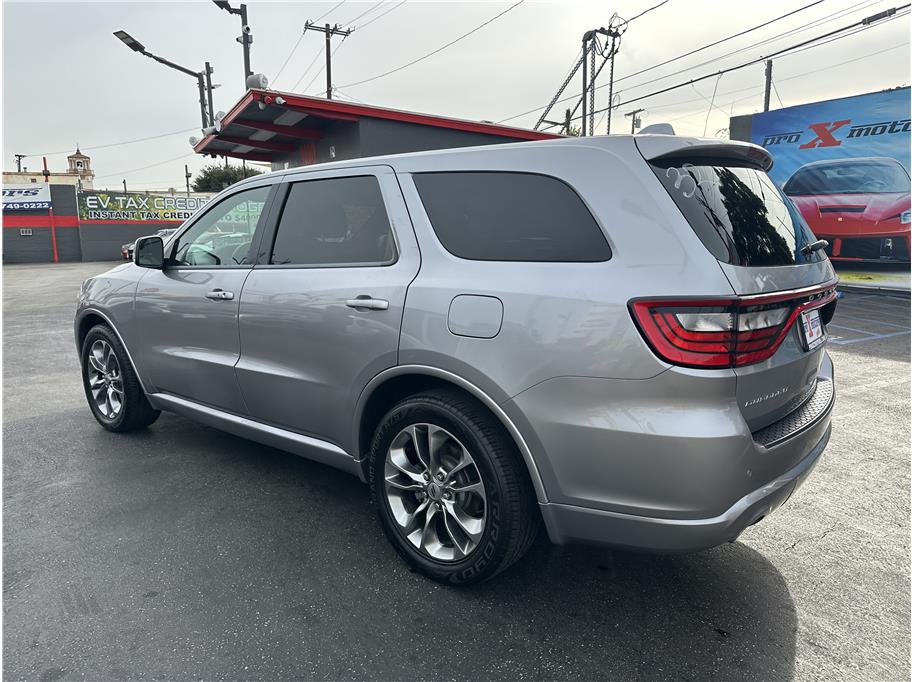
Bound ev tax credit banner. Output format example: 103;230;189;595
77;191;210;222
2;184;52;210
751;87;910;186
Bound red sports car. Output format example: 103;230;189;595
783;157;910;262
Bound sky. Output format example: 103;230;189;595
2;0;910;191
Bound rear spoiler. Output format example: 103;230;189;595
634;136;773;172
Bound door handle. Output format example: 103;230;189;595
205;289;234;301
345;296;389;311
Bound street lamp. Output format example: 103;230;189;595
113;30;213;129
212;0;253;83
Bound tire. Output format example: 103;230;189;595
80;324;160;433
369;389;539;585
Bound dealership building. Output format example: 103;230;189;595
192;89;559;168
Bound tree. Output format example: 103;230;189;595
191;162;263;193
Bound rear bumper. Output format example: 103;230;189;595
539;423;829;552
506;352;836;553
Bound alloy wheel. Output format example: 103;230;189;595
383;423;487;562
86;339;124;419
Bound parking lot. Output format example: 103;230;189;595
3;261;909;681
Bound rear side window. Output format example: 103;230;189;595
649;159;823;267
413;172;611;262
270;176;396;266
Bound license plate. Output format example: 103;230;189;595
800;309;825;351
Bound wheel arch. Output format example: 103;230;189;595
75;308;149;394
353;365;548;503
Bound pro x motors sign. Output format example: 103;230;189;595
2;184;52;210
749;87;911;185
77;191;210;222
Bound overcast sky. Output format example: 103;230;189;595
3;0;909;191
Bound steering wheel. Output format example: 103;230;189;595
231;242;252;264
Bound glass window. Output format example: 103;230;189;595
413;172;610;262
270;176;395;266
649;160;824;267
170;186;270;267
783;159;910;196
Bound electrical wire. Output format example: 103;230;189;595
338;0;526;88
496;0;846;124
94;153;197;180
313;0;347;24
542;5;909;129
24;128;198;158
273;30;307;86
343;1;386;26
304;35;349;94
626;0;672;23
357;0;407;30
290;45;327;91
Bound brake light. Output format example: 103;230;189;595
630;285;837;368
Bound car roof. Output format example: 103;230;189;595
791;156;904;171
230;134;770;189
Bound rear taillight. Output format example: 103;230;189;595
630;285;837;368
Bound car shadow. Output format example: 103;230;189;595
7;413;797;681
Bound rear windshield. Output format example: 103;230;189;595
783;160;910;195
649;159;824;267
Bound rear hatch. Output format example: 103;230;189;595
635;136;837;432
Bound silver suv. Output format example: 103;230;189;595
75;135;837;584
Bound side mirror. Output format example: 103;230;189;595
134;235;164;269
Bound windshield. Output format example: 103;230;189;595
649;159;824;267
783;160;910;195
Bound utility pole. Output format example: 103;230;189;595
625;108;645;134
204;62;215;126
763;59;773;112
122;179;128;193
14;154;25;172
184;164;192;196
304;21;352;99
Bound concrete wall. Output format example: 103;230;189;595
3;184;186;263
729;114;753;143
358;118;522;157
3;185;83;264
78;223;177;262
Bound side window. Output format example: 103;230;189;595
270;176;395;266
170;186;270;267
412;171;611;262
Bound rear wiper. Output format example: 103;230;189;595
801;239;829;256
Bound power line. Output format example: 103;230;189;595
305;35;349;94
626;0;672;23
357;0;407;29
313;0;347;23
338;0;526;88
343;1;386;26
95;153;197;180
290;46;326;91
273;31;307;85
496;0;835;124
25;127;198;157
543;5;909;129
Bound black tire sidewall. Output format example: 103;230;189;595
80;326;134;432
371;397;511;585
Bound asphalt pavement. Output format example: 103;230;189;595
3;262;909;681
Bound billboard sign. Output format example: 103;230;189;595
2;184;52;210
750;87;910;185
77;191;211;222
749;87;910;262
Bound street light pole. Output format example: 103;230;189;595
113;30;211;129
212;1;253;84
